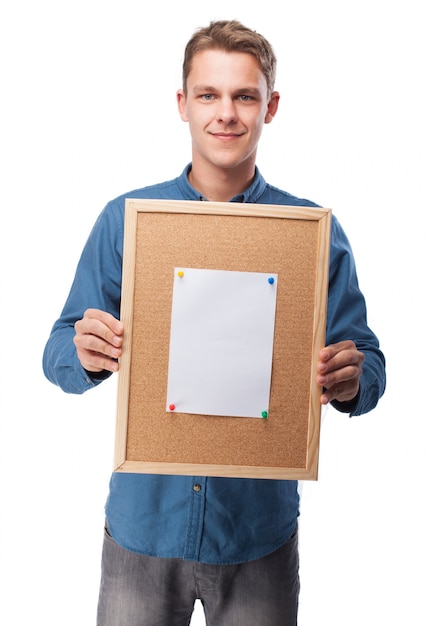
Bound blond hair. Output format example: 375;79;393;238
182;20;277;97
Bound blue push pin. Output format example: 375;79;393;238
268;276;274;285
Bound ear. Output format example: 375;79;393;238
177;89;189;122
264;91;280;124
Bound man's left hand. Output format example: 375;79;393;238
317;340;364;405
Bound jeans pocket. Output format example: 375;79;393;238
104;519;113;539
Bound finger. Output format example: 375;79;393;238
321;380;360;404
317;362;361;388
318;340;357;364
83;308;124;339
78;350;120;373
74;330;122;360
74;330;121;372
75;317;123;350
318;347;364;380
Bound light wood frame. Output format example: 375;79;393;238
114;200;331;480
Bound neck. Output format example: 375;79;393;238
188;159;256;202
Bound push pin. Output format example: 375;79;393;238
268;277;275;285
261;411;268;419
169;404;176;411
177;270;184;278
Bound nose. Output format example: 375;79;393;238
216;97;237;124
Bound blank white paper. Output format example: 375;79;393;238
166;268;278;418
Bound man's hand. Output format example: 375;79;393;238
73;308;124;373
317;340;364;405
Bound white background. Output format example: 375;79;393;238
1;1;433;624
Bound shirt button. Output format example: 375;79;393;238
193;483;201;492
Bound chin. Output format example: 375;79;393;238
211;153;251;171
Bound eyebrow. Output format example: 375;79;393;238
192;85;217;95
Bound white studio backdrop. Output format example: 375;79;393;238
1;1;434;624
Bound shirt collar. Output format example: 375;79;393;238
176;163;267;203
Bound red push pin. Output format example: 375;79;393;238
169;404;176;411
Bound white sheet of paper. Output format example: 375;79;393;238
166;268;278;418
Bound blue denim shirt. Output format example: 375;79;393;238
43;164;386;564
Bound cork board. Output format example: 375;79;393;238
114;200;331;480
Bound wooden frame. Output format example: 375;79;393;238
114;200;331;480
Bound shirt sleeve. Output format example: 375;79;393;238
42;200;124;393
325;216;386;416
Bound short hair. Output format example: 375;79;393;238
182;20;277;97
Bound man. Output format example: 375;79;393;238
43;20;386;626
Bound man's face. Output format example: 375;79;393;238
177;49;279;176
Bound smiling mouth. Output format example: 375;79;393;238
211;132;243;140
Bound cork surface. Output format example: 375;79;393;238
123;209;322;471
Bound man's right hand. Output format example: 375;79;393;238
73;308;124;373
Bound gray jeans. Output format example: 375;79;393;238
97;524;299;626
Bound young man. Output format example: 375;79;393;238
43;20;386;626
